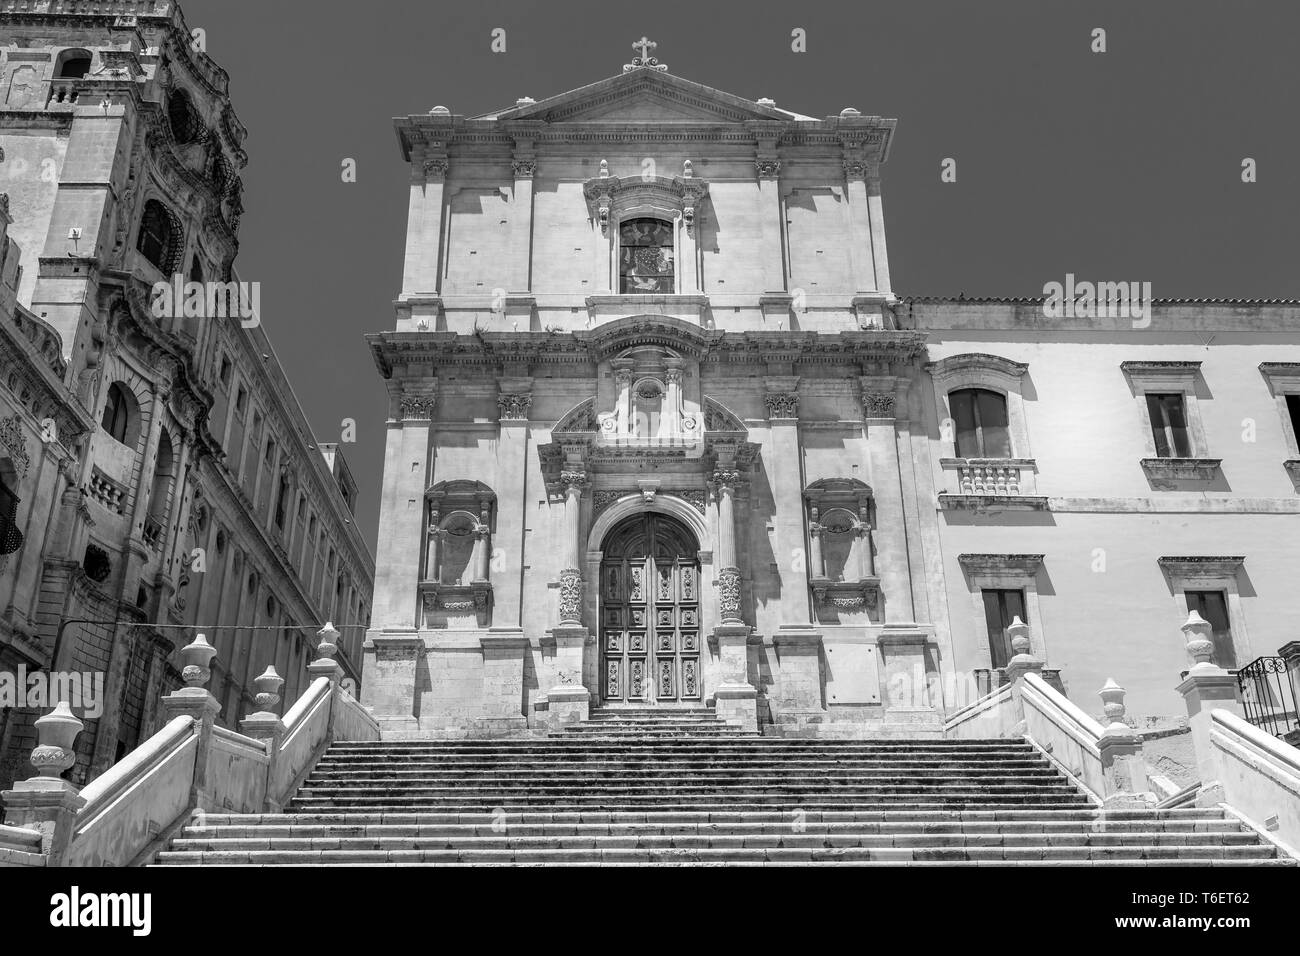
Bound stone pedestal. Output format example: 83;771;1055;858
0;780;85;865
713;623;758;731
1097;731;1150;808
361;630;424;737
160;686;222;810
547;625;591;732
474;629;528;737
878;628;942;737
239;713;287;812
1176;666;1242;806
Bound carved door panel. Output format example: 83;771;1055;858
600;513;700;704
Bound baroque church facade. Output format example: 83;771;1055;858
364;42;1300;744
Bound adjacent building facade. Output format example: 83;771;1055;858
363;44;1300;739
0;0;373;789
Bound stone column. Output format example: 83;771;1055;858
549;469;591;729
764;378;807;625
614;362;634;436
754;148;785;295
711;467;758;730
373;385;436;628
509;148;536;294
860;377;913;621
495;378;532;625
424;494;443;582
1175;611;1244;806
662;362;684;438
403;151;447;296
864;166;892;294
1;702;87;865
807;507;826;580
842;152;876;294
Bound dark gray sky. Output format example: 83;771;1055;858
182;0;1300;546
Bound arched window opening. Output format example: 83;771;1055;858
0;462;24;556
55;50;92;79
137;199;181;274
100;381;138;446
167;90;202;145
950;388;1011;459
619;217;674;294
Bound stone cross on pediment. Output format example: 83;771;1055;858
625;36;668;72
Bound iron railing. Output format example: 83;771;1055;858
1236;656;1299;740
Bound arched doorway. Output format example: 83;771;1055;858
599;512;701;705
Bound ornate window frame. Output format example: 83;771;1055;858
926;353;1043;507
957;553;1046;665
582;167;708;299
1259;362;1300;491
1121;360;1220;486
1157;556;1250;668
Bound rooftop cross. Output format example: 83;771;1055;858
624;36;669;73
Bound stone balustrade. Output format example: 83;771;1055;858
0;624;379;866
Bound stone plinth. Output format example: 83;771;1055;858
769;627;823;732
712;623;758;731
360;630;424;737
1176;666;1242;806
474;629;528;736
547;625;591;732
878;628;942;737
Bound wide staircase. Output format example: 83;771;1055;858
153;712;1294;866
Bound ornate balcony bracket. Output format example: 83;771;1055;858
810;577;881;621
418;580;493;625
1141;457;1222;489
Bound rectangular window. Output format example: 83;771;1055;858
951;389;1011;459
264;437;276;465
981;588;1026;669
218;355;232;388
234;387;247;416
1287;394;1300;447
1146;393;1191;457
1185;590;1236;669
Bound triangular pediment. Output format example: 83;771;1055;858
481;70;810;126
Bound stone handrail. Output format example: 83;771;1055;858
943;681;1015;739
1019;672;1107;798
1208;708;1300;859
270;676;333;806
0;822;44;867
65;716;199;866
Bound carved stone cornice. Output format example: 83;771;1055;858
581;174;709;236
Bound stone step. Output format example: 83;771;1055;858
179;818;1248;839
287;796;1097;811
308;761;1064;775
294;787;1086;802
320;745;1042;757
168;831;1265;852
303;766;1075;779
155;858;1299;868
153;845;1291;865
186;807;1246;825
324;738;1031;748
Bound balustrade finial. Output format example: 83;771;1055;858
316;623;339;661
251;666;285;717
1181;610;1216;670
1098;677;1130;732
179;633;218;689
30;702;84;781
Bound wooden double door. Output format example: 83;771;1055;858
600;513;701;704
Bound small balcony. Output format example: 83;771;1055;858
938;458;1048;512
